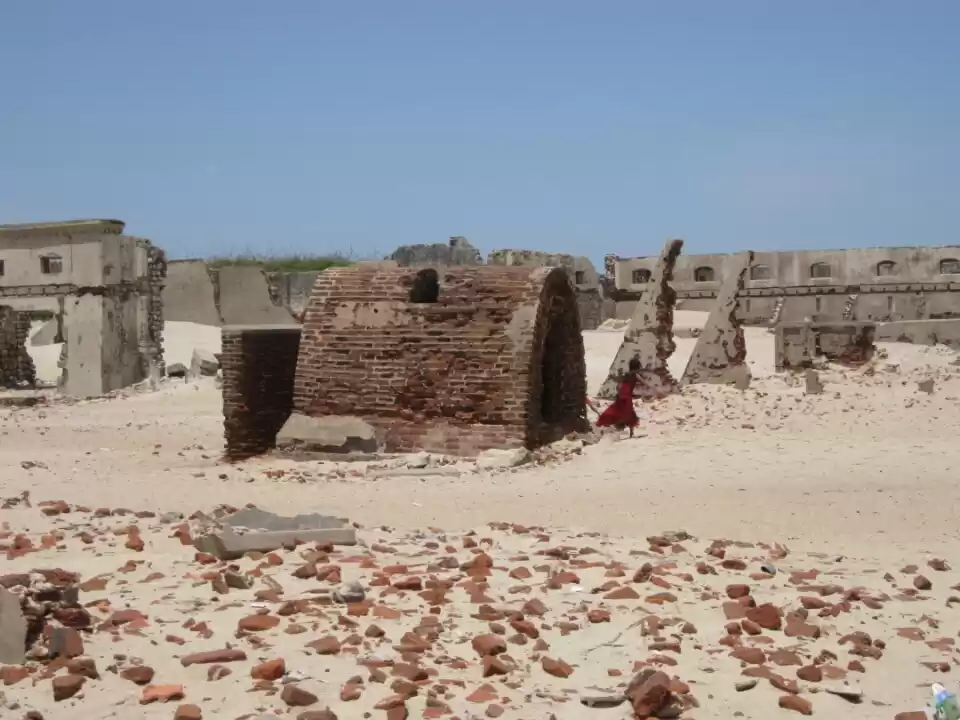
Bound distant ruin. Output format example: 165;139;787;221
606;245;960;325
0;306;35;388
775;321;876;372
387;236;483;268
0;219;165;396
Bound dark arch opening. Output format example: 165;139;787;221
409;268;440;303
530;270;588;446
539;299;566;423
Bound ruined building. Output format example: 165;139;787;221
0;219;166;397
0;306;35;387
220;264;589;459
606;246;960;325
387;238;605;329
387;236;483;268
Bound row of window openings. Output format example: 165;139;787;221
742;296;898;314
631;259;960;285
0;256;63;277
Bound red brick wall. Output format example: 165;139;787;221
221;326;301;460
0;307;35;387
293;265;587;455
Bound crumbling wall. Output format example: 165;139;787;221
681;251;753;386
599;239;683;399
161;260;221;326
216;266;296;325
388;236;482;267
0;307;35;387
221;325;302;460
292;265;587;455
775;321;877;372
576;289;603;330
143;246;166;378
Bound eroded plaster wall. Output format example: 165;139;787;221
607;246;960;324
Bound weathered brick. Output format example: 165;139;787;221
292;265;588;455
221;326;301;460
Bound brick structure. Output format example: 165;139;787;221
0;306;35;388
221;325;302;460
291;265;588;455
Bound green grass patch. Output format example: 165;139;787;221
206;252;357;273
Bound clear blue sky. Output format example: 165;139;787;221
2;2;957;266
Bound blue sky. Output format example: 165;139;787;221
1;2;957;266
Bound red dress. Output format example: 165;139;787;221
596;374;639;428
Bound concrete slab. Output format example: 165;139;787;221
0;587;27;664
163;260;222;326
194;507;357;560
599;239;683;399
217;266;295;325
190;348;219;377
681;251;753;386
276;413;379;454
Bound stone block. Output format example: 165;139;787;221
276;414;379;454
194;507;357;560
0;587;27;664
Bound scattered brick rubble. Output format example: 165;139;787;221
0;497;958;718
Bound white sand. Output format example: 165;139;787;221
2;320;960;719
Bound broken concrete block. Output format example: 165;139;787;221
599;239;683;400
804;369;823;395
0;587;27;664
276;413;378;454
681;251;753;387
476;448;531;469
405;452;431;469
193;507;357;560
166;363;188;379
918;378;935;394
190;349;220;377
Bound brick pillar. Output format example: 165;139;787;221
221;325;301;460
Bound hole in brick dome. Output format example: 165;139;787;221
409;268;440;303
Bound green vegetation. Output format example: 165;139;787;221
206;252;358;273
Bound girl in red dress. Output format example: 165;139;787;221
595;357;641;437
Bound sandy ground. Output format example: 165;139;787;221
2;319;960;719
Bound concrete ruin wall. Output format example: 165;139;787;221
388;236;483;267
681;251;753;386
0;220;163;396
221;325;302;460
775;321;877;372
217;266;296;326
599;239;683;399
291;264;588;455
266;271;321;319
0;307;35;387
162;260;222;326
875;318;960;347
607;245;960;325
